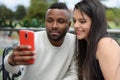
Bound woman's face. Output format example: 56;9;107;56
73;9;92;40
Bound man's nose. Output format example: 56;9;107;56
52;21;57;28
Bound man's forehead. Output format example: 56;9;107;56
45;9;70;21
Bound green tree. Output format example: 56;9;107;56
106;8;115;21
0;5;14;19
15;5;26;20
24;0;57;27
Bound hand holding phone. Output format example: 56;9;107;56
19;30;35;64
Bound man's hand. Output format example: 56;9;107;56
8;45;35;66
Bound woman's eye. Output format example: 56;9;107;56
80;20;86;24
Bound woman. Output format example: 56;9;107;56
73;0;120;80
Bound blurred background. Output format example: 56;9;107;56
0;0;120;29
0;0;120;79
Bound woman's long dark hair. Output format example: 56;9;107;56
74;0;108;80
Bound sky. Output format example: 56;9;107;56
0;0;120;11
59;0;120;9
0;0;30;11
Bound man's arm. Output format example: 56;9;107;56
4;45;35;74
63;58;78;80
4;54;22;74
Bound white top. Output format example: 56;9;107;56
4;31;78;80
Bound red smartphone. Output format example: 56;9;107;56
19;30;35;64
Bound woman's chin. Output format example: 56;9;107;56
77;36;84;40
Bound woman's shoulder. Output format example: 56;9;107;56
96;38;120;80
96;37;120;59
98;37;119;47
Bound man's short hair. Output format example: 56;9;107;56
47;2;71;21
49;2;69;10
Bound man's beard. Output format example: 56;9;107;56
46;28;68;42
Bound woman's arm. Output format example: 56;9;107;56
96;37;120;80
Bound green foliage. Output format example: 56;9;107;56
19;18;44;28
106;9;115;21
106;8;120;28
31;18;41;27
108;21;120;29
0;17;44;28
106;8;120;21
0;5;14;19
0;17;16;37
25;0;57;22
113;8;120;26
0;5;27;20
0;17;6;27
0;17;15;28
0;0;58;28
15;5;27;20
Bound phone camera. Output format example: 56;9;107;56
25;32;28;39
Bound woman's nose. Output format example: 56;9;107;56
74;21;80;29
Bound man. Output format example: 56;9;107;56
4;2;78;80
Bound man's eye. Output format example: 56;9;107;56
58;19;66;23
47;18;52;22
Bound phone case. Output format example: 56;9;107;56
19;30;35;64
